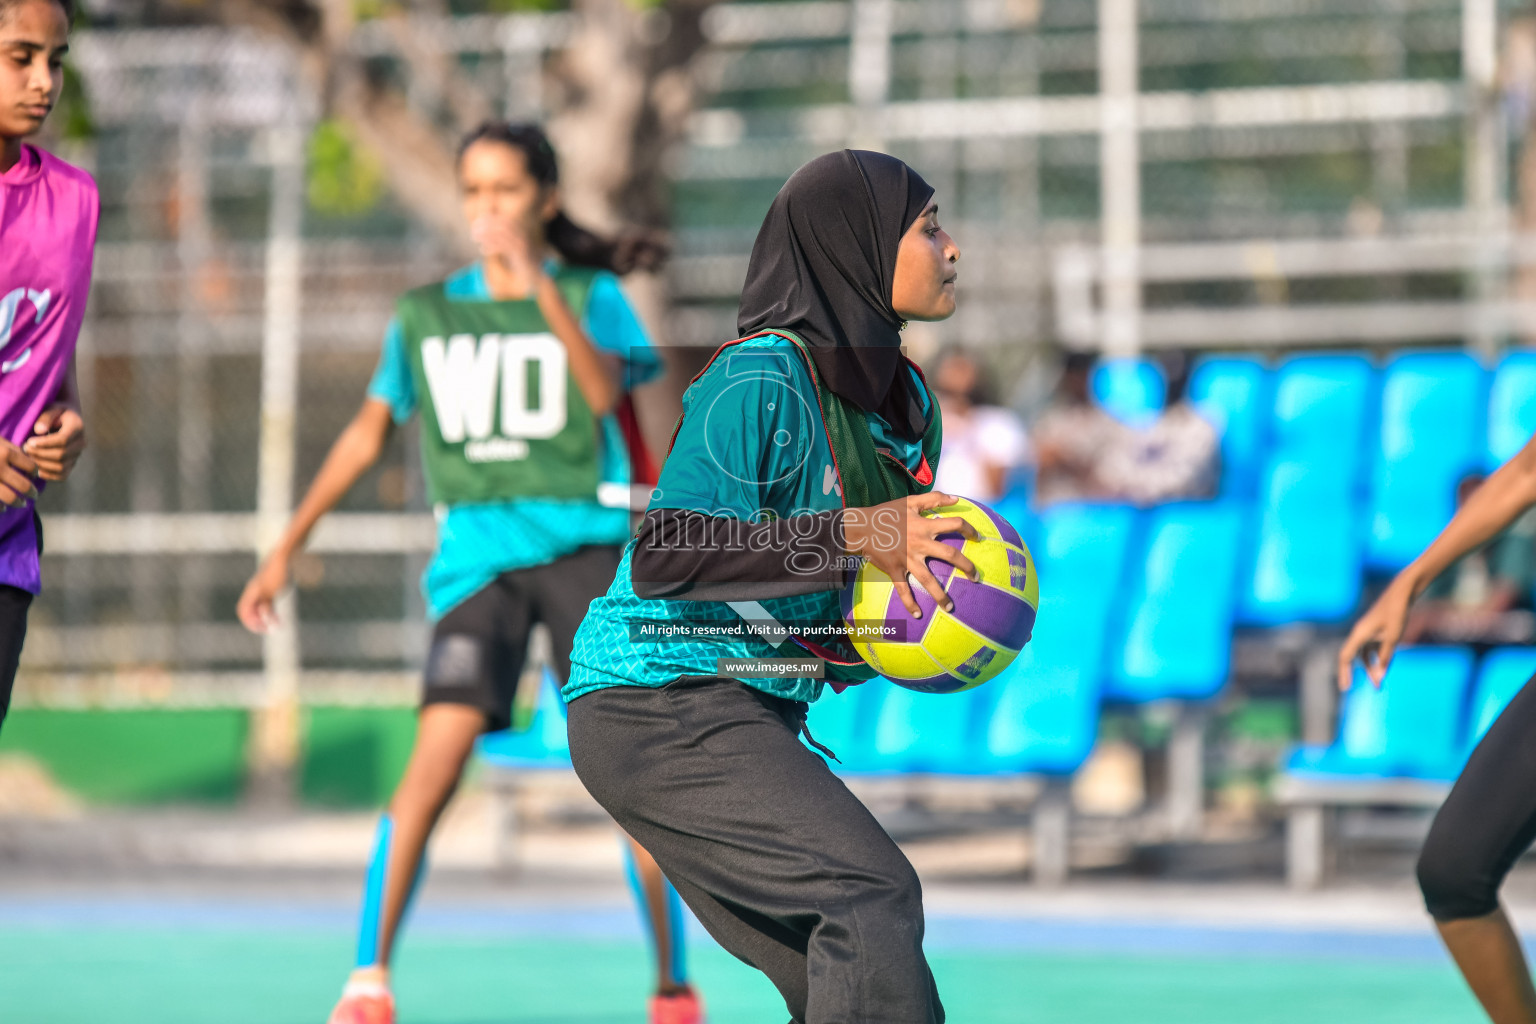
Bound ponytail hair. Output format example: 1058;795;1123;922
457;121;669;276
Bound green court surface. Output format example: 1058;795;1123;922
0;909;1485;1023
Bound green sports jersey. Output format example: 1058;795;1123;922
369;263;659;621
394;271;600;506
564;332;941;705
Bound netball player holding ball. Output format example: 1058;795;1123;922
564;150;972;1024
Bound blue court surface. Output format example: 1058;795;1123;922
0;884;1496;1023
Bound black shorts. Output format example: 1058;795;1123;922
421;544;621;732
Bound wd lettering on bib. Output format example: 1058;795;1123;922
420;332;568;447
397;271;601;505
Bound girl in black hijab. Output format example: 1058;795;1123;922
564;150;968;1024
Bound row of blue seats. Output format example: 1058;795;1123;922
484;643;1536;797
479;500;1236;782
478;656;1100;781
483;349;1536;785
1286;645;1536;783
1093;350;1536;617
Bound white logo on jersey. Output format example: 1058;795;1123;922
2;350;32;373
420;332;568;450
0;287;51;353
823;464;842;497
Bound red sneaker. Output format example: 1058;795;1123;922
649;987;705;1024
326;982;395;1024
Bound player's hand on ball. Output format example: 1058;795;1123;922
1338;579;1413;691
237;555;292;634
24;404;86;482
0;441;39;509
842;492;978;619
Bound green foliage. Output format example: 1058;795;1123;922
56;62;93;141
483;0;567;12
306;119;386;219
351;0;402;20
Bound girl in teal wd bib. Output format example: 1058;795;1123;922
236;123;702;1024
566;151;976;1024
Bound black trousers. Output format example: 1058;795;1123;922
0;584;33;734
1419;675;1536;921
568;677;944;1024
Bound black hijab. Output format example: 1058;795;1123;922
736;150;936;441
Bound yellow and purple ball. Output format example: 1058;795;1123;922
840;497;1039;693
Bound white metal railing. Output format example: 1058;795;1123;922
1054;232;1536;348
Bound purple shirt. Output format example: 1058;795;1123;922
0;144;99;593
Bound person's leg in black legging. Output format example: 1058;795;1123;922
1418;676;1536;1023
0;584;33;735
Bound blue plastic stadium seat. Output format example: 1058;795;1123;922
1235;354;1373;626
827;504;1128;779
1239;458;1363;626
1033;502;1138;608
1189;355;1271;500
1108;502;1243;702
1270;354;1377;485
477;668;571;770
1286;646;1475;782
1366;352;1488;572
856;683;990;775
804;681;882;770
990;486;1037;554
1464;647;1536;757
1488;351;1536;469
1092;358;1166;426
809;504;1128;780
967;504;1131;772
974;593;1103;775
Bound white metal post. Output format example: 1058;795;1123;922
1099;0;1141;357
250;111;306;805
1464;0;1504;358
177;96;215;642
848;0;894;150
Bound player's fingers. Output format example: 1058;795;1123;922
908;562;953;613
236;589;273;634
1336;640;1358;692
0;466;37;504
1368;639;1396;688
31;406;61;435
923;515;979;543
911;491;957;512
22;435;58;454
3;446;37;477
921;539;977;581
892;577;922;619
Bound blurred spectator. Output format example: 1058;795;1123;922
1099;351;1220;505
1031;351;1125;506
930;348;1029;504
1404;474;1536;646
